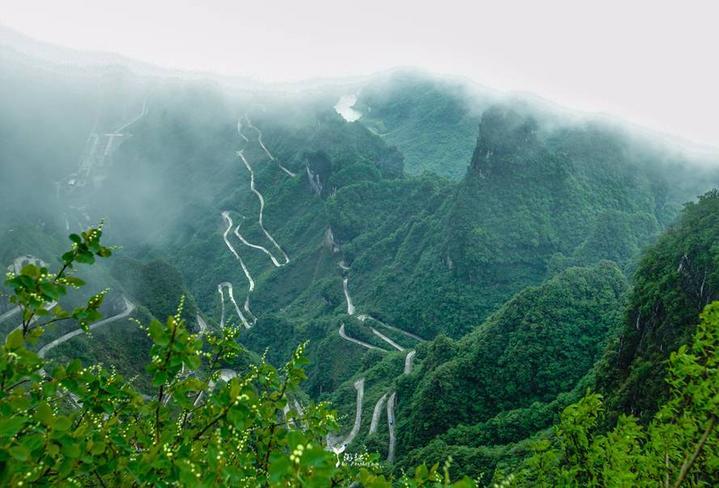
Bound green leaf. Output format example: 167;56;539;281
36;402;54;426
17;275;35;288
90;441;106;455
64;276;86;287
54;416;72;432
75;251;95;264
0;416;26;437
6;328;24;349
20;264;40;279
9;444;30;461
61;441;81;458
152;371;168;386
40;282;65;300
149;320;168;346
268;453;292;483
97;247;112;258
47;443;60;457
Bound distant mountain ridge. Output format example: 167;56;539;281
1;31;719;481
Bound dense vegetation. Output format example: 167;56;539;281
394;262;627;468
354;71;485;179
379;189;719;482
0;227;476;486
2;40;719;484
598;189;719;422
504;301;719;487
1;226;717;485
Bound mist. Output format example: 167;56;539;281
2;12;719;483
1;27;718;253
3;1;719;148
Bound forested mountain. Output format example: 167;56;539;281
597;189;719;422
1;31;718;485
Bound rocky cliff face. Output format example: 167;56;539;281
598;190;719;422
468;107;541;178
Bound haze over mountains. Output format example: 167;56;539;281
1;25;718;485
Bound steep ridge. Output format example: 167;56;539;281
355;70;486;179
397;194;719;482
597;189;719;422
4;61;719;478
394;262;628;472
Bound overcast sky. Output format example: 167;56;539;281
2;0;718;147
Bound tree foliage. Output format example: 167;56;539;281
503;301;719;487
0;226;473;486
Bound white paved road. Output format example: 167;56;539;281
237;151;291;265
339;323;386;352
369;392;388;434
38;297;135;358
371;328;404;351
342;278;355;315
217;282;251;329
220;213;255;328
386;391;397;463
244;115;297;177
404;350;416;374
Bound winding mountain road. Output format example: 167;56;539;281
196;314;208;334
371;328;404;351
358;315;425;342
369;392;388;434
215;118;294;330
217;282;251;329
329;378;365;453
70;100;149;192
386;391;397;463
115;99;148;133
404;350;416;374
244;115;297;177
342;278;356;315
339;323;387;352
345;378;365;446
38;297;135;358
220;213;255;328
337;270;424;462
343;277;422;343
236;118;249;142
236;152;291;265
233;219;285;267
